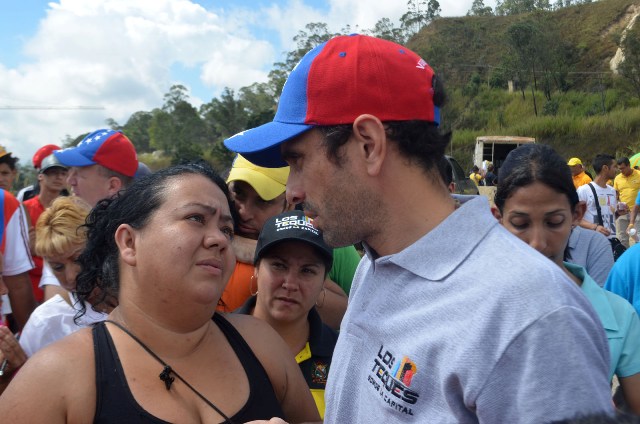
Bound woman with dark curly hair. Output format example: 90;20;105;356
0;162;319;423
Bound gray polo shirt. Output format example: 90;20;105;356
324;195;612;423
567;226;614;287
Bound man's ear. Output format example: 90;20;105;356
107;177;124;198
573;201;586;225
352;114;387;177
115;224;137;266
491;205;503;222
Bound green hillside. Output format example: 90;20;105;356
407;0;640;171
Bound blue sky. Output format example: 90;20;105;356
0;0;492;165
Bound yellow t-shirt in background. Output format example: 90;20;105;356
614;169;640;207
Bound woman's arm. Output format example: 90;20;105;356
628;204;639;232
618;373;640;414
227;314;321;423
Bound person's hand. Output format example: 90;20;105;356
231;236;258;264
594;225;611;237
0;326;27;377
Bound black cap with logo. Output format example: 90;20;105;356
254;210;333;268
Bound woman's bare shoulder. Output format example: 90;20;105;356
220;314;290;387
222;313;287;350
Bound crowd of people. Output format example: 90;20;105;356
0;34;638;423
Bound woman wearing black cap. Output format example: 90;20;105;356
236;210;337;419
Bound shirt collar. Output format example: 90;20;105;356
565;262;618;331
363;195;497;280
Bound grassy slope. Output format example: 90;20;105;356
407;0;640;171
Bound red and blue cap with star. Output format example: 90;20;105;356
54;129;138;177
224;34;441;167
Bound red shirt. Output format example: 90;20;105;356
23;195;45;303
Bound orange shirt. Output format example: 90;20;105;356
217;261;254;312
573;171;592;189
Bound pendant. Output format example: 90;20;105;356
159;365;175;390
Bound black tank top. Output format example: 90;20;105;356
92;313;284;423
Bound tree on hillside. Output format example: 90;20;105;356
505;20;542;113
162;84;190;113
554;0;592;8
495;0;552;15
467;0;494;16
149;85;209;164
121;111;153;153
201;88;250;169
618;24;640;100
239;82;277;128
400;0;441;37
369;17;406;44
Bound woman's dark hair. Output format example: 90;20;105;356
495;144;578;212
316;75;450;179
494;144;579;261
74;161;233;320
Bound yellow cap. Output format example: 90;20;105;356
226;155;289;201
567;157;582;166
0;145;9;159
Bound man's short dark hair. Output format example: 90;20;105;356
0;154;18;170
617;157;630;167
593;154;615;174
317;122;451;181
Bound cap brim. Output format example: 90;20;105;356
227;167;285;201
54;149;96;167
255;237;333;267
40;165;68;174
224;121;313;168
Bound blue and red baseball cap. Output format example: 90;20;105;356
224;34;441;167
54;129;138;177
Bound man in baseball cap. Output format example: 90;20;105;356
568;157;593;188
18;145;64;202
54;129;137;207
224;34;612;422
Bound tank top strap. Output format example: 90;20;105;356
92;322;172;424
212;313;284;422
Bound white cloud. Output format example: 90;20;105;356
1;0;498;166
0;0;276;165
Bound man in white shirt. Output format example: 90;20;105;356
577;154;619;239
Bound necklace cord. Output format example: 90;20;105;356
104;320;233;423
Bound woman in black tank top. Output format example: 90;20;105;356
0;163;320;424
